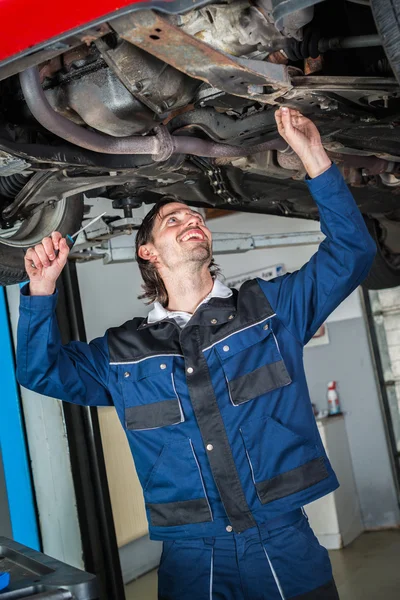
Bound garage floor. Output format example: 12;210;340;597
125;530;400;599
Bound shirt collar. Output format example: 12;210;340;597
147;278;233;324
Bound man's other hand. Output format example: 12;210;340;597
25;232;70;296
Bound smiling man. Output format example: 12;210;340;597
135;201;219;319
17;108;376;600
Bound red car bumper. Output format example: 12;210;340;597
1;0;152;63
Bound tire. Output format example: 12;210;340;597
371;0;400;84
0;196;84;286
363;216;400;290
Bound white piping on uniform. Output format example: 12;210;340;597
189;439;214;521
272;331;292;387
224;373;235;406
210;547;214;600
272;331;282;354
246;449;257;487
264;548;286;600
240;432;257;486
202;315;276;353
110;353;184;365
171;373;185;423
240;429;263;503
230;393;256;407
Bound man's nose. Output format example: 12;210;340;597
186;214;203;227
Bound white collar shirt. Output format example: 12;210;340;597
147;278;233;328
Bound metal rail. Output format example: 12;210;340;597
69;230;325;264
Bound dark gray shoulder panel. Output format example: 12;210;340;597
192;279;275;351
107;318;181;363
238;279;275;322
106;279;275;363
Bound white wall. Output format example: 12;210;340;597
207;211;362;323
77;259;145;338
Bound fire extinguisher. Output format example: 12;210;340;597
327;381;342;416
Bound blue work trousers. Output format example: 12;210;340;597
158;510;339;599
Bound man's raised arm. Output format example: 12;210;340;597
17;232;113;407
257;108;376;345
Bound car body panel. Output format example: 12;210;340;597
0;0;153;64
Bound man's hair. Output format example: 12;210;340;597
135;197;220;307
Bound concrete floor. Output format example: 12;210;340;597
125;530;400;600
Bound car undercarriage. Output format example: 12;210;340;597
0;0;400;287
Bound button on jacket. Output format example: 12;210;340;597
17;164;376;542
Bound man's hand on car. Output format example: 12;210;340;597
275;107;332;179
25;232;70;296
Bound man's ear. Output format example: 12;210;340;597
138;244;158;263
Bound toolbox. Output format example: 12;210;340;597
0;537;98;599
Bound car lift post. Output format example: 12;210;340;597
56;261;126;600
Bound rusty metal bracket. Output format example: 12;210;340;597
0;24;111;82
283;75;400;111
110;10;292;105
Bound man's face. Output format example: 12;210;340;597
139;202;212;271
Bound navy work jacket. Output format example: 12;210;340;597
17;164;376;541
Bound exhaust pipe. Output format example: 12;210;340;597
19;67;286;161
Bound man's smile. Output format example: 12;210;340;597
179;228;207;243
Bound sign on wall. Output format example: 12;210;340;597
224;264;285;289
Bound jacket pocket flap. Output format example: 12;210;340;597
229;361;292;405
214;320;273;360
123;356;175;381
125;399;183;430
147;498;212;527
241;415;319;485
255;457;329;504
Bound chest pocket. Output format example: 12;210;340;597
120;357;185;430
215;321;291;406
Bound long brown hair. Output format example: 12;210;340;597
135;198;220;307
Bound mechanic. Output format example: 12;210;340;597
17;108;376;600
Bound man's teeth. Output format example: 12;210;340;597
181;231;204;241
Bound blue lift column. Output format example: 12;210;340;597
0;286;40;550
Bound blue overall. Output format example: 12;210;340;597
157;509;339;600
16;164;376;599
